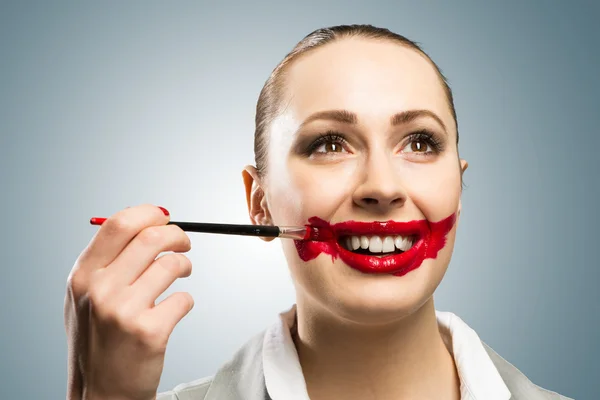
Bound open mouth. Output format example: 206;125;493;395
338;234;416;257
295;214;456;276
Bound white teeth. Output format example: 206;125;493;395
345;235;415;253
398;236;413;251
382;236;395;252
359;236;369;249
394;236;404;249
368;236;383;252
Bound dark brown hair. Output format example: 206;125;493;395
254;24;459;177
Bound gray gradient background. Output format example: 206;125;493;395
0;1;598;399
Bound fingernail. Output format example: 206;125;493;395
158;206;170;216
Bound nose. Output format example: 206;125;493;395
352;154;407;214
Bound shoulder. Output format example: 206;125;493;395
482;342;574;400
156;330;266;400
157;376;214;400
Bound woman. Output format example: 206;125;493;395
64;25;572;400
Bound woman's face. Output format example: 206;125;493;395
245;38;467;324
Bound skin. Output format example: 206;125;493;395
243;38;468;399
64;37;468;400
65;204;193;400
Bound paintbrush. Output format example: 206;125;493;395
89;218;334;241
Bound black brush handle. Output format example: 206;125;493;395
167;221;280;237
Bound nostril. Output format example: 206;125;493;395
363;198;378;205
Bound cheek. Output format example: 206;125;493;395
400;157;462;220
267;159;360;225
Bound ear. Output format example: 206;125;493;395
457;159;469;220
242;166;275;242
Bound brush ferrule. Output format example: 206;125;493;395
278;226;308;240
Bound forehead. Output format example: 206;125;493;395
282;38;453;129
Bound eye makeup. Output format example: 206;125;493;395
304;131;351;156
295;126;447;160
401;129;445;154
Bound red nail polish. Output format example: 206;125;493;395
158;206;170;216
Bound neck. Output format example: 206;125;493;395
293;297;460;400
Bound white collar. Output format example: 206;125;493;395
262;305;511;400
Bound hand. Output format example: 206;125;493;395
64;204;194;400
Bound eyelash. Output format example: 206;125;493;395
305;129;444;156
305;130;349;155
405;130;445;154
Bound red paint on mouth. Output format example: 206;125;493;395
294;213;456;276
303;225;335;242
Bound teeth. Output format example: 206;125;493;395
344;235;414;253
394;236;404;249
382;236;395;252
368;236;382;252
395;235;412;251
359;236;369;249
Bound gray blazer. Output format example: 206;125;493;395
157;331;572;400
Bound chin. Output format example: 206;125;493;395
294;256;449;326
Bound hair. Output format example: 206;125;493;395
253;24;459;178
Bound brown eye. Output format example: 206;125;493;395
307;132;350;156
411;141;428;152
400;131;443;157
325;142;343;152
402;139;433;154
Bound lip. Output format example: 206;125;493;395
332;219;429;238
294;213;456;276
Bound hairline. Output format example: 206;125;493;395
268;37;458;143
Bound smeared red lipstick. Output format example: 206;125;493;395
295;213;456;276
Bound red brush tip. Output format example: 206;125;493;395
304;226;335;241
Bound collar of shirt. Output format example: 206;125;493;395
262;305;511;400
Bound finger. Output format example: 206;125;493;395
103;224;191;287
78;204;170;273
139;292;194;340
128;253;192;309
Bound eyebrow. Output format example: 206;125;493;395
301;109;357;126
300;108;447;133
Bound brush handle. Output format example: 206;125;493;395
167;221;281;237
90;217;309;240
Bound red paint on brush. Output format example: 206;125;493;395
295;213;456;276
303;225;335;241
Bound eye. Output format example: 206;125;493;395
402;140;433;153
315;141;346;154
400;131;443;155
307;132;350;155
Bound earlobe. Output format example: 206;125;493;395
242;166;275;242
460;159;469;174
